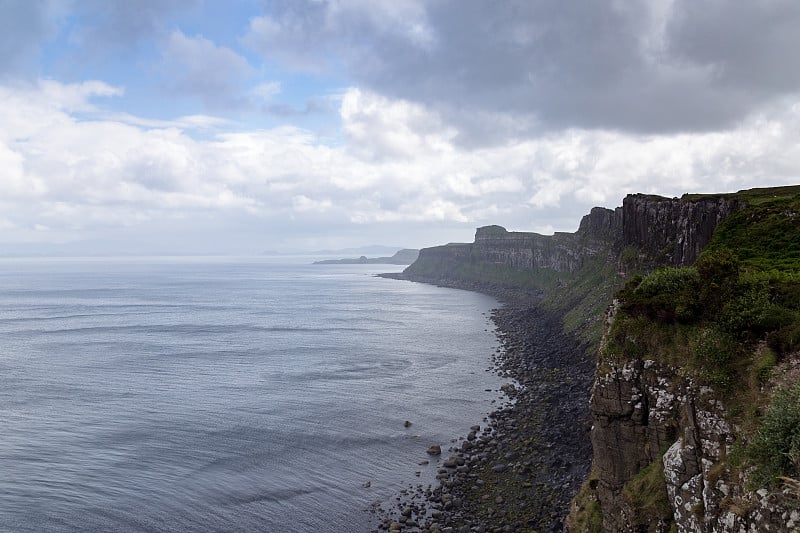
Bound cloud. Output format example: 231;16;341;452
340;88;456;161
292;195;333;213
252;81;282;102
665;0;800;94
160;30;255;109
68;0;199;53
245;0;800;140
0;0;60;79
1;80;799;253
243;0;433;74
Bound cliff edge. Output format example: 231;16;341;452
393;185;800;532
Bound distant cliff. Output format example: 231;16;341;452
313;248;419;265
405;193;740;286
406;207;619;279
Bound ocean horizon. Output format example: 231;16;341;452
0;257;505;532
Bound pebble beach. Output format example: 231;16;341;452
375;275;596;533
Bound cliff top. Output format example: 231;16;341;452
682;184;800;203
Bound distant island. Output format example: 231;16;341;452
264;244;403;257
313;249;419;265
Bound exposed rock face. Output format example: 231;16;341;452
622;194;741;266
588;305;799;532
408;206;621;278
476;207;624;271
406;194;740;282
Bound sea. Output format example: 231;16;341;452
0;257;505;532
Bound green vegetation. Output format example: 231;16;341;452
682;185;800;204
477;225;510;236
566;473;604;533
549;252;623;348
743;384;800;488
623;460;674;529
405;256;570;292
703;189;800;271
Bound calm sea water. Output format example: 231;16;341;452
0;258;503;532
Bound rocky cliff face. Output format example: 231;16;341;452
407;206;621;279
406;193;740;283
622;194;741;266
585;305;799;533
468;209;616;273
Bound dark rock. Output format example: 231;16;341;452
427;445;442;456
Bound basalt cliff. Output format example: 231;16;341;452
407;193;740;281
396;186;800;532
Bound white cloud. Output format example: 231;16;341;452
292;195;333;213
340;88;457;161
252;81;282;102
1;80;799;252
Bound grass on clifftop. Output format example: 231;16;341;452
682;184;800;203
703;193;800;271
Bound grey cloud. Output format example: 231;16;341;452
0;0;57;79
69;0;199;52
160;30;254;110
243;0;332;73
264;96;336;117
665;0;800;94
250;0;800;138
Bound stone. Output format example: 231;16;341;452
427;445;442;456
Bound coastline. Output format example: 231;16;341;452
375;273;595;532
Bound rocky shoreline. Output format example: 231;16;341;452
373;273;596;533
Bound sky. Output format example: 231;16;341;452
1;0;800;255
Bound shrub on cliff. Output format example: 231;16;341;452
768;322;800;355
718;274;795;340
618;267;701;322
696;247;740;314
745;383;800;488
689;327;738;389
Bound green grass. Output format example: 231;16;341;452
681;184;800;204
549;251;624;348
623;460;674;529
704;194;800;271
566;472;604;533
744;383;800;488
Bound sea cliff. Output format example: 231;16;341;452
381;186;800;532
405;206;619;280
